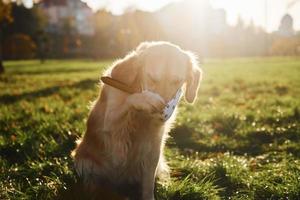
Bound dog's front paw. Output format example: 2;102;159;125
127;91;165;115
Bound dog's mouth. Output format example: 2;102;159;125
162;88;182;121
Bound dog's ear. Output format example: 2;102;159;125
185;52;202;104
111;52;140;89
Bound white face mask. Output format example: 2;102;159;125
163;88;182;121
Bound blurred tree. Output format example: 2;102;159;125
0;0;13;74
0;0;39;74
93;11;117;57
93;10;164;58
270;37;300;56
5;4;47;37
3;4;47;60
36;29;49;63
3;33;37;59
61;17;76;57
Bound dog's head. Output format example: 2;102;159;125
110;41;202;103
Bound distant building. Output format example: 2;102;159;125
278;14;294;37
40;0;95;36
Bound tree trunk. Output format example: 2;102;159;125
0;26;4;74
0;61;4;74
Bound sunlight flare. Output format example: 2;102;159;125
81;0;181;14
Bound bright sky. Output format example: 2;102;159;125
18;0;300;32
210;0;300;32
81;0;300;32
81;0;181;15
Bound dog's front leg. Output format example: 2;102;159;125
141;137;162;200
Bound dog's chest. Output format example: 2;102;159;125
109;130;152;164
108;123;160;167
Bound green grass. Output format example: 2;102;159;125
0;57;300;199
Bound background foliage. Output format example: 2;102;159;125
1;1;300;62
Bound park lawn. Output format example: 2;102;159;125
0;57;300;199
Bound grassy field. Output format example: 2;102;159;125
0;57;300;200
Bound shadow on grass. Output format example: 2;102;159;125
170;111;300;158
56;182;125;200
55;179;141;200
0;79;97;105
169;125;223;154
169;124;239;155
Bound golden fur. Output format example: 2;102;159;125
72;41;202;200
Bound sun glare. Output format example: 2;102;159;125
82;0;181;14
82;0;300;32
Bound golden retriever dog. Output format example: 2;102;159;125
72;41;202;200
